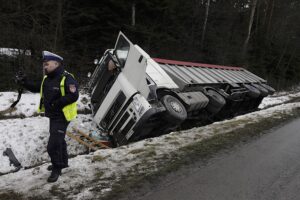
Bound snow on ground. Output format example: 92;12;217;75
259;90;300;109
0;92;40;117
0;116;48;173
0;115;99;174
0;90;92;175
0;91;90;117
0;89;300;199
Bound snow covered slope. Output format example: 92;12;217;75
0;115;99;174
0;90;300;199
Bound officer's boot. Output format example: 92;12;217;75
47;168;61;183
47;165;68;172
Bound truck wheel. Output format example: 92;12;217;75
205;89;226;114
243;84;261;98
252;83;268;97
161;95;187;124
261;83;275;95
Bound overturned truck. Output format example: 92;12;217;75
88;32;275;146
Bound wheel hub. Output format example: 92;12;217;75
170;101;182;113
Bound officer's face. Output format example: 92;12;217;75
43;61;59;75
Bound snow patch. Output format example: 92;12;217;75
259;91;300;109
0;91;90;117
0;48;31;57
0;115;100;174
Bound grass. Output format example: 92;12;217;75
95;171;105;179
168;141;181;146
142;150;157;158
0;191;50;200
0;191;24;200
0;113;25;120
129;147;157;158
0;112;33;120
49;185;67;199
128;148;145;154
92;155;107;162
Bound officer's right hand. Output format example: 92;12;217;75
15;71;26;85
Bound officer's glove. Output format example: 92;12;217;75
15;71;27;86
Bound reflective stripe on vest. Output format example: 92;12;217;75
38;72;77;121
60;75;77;121
37;75;47;113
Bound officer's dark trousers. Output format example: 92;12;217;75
47;118;70;169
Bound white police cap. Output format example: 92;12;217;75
42;51;63;62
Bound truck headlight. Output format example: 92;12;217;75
132;96;143;113
132;94;149;116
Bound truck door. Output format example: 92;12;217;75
114;32;150;98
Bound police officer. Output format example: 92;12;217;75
17;51;79;182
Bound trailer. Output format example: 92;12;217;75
88;32;275;146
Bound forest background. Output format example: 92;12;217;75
0;0;299;90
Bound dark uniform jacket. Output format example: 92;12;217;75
24;66;79;119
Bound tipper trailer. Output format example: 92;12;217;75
88;32;275;146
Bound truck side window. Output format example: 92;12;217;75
115;35;130;68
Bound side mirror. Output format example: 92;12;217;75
94;59;99;65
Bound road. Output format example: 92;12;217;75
120;118;300;200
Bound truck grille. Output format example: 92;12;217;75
113;112;130;134
120;119;135;137
114;118;136;145
101;92;126;129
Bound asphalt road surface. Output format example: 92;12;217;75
121;118;300;200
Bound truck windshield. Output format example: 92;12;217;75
90;54;120;114
115;35;130;68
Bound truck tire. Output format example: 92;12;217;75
161;95;187;124
205;89;226;114
243;84;261;98
252;83;268;97
261;83;275;95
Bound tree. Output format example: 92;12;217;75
242;0;258;62
0;0;299;90
201;0;211;49
132;1;136;27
